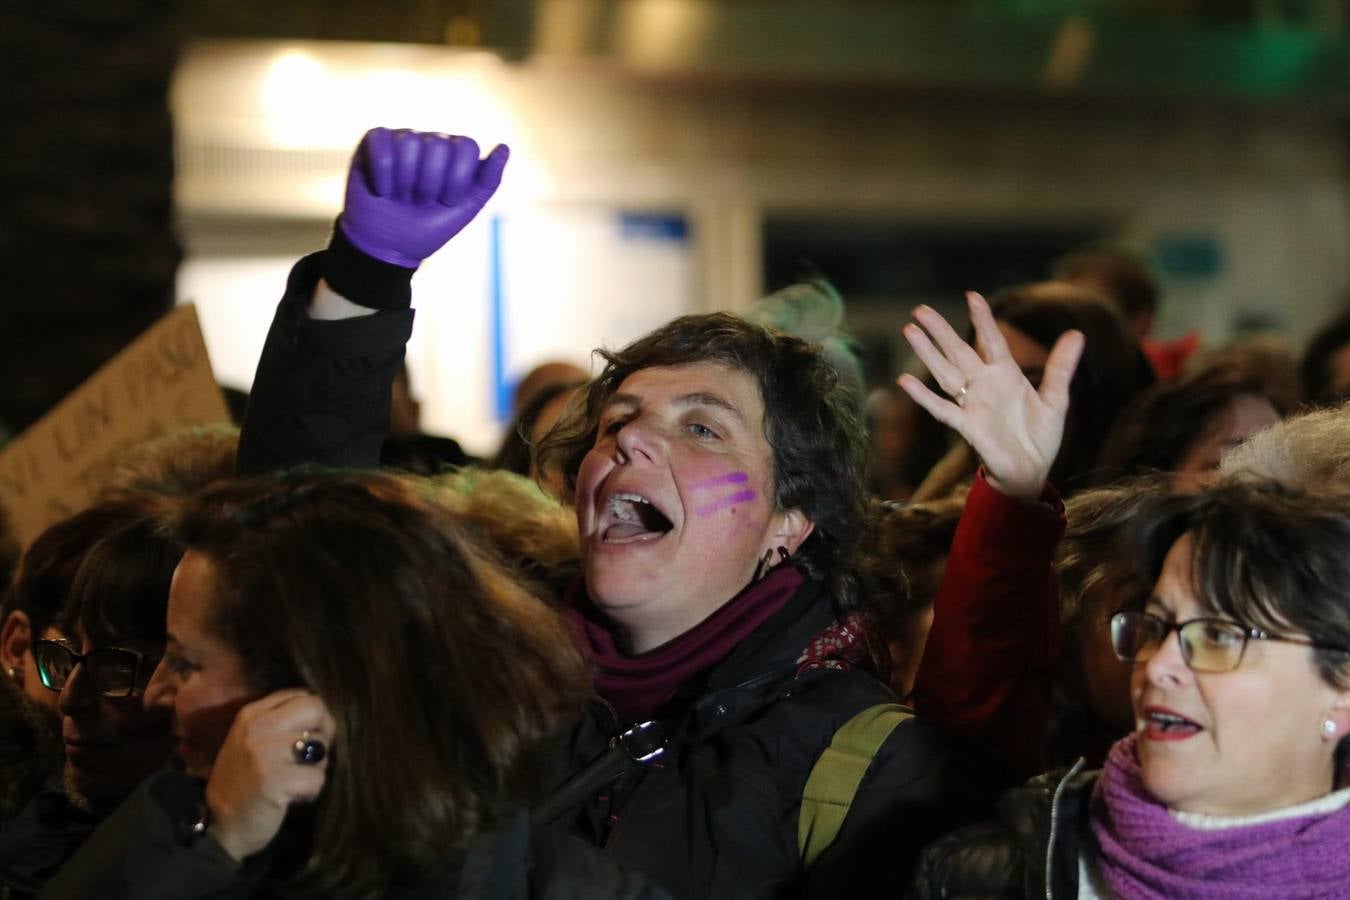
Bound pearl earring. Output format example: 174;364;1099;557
1323;719;1338;738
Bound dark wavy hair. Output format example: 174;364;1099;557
853;492;966;691
491;379;585;477
61;499;181;654
535;312;868;607
1057;480;1160;632
1092;365;1286;487
1300;304;1350;407
5;495;177;644
1051;247;1158;323
855;493;965;646
175;470;592;899
1126;479;1350;690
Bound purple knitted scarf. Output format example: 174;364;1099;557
1090;735;1350;899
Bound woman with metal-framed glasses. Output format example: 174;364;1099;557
912;480;1350;900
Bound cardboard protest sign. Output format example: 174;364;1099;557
0;304;230;545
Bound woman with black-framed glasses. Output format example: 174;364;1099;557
32;640;159;700
40;510;179;815
913;480;1350;899
0;495;181;899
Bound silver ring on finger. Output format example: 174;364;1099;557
955;385;969;407
292;731;326;765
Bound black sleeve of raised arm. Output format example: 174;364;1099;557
235;248;415;475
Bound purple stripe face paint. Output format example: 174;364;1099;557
689;471;749;491
696;489;757;517
690;471;757;516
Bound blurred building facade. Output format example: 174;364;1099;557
8;1;1350;451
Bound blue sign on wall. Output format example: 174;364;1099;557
1151;232;1225;280
618;213;689;242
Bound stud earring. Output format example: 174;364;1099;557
5;667;20;685
1323;719;1338;738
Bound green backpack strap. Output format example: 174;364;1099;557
797;702;914;870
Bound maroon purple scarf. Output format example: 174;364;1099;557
560;565;804;722
1090;735;1350;899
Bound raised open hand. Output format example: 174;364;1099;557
898;291;1084;501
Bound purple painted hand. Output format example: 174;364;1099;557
338;127;510;268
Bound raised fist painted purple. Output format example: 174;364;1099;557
338;127;509;268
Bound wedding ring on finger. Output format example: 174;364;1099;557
292;731;326;765
955;385;969;407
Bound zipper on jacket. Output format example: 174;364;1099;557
1044;758;1085;900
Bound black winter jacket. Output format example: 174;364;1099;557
235;248;414;477
908;762;1097;900
0;791;100;900
541;578;994;900
39;772;671;900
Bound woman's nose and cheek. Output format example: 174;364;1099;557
1131;630;1194;724
143;657;175;711
1145;630;1191;686
57;661;95;717
613;416;668;464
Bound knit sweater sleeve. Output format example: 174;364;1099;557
910;469;1066;782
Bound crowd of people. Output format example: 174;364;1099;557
1;126;1349;899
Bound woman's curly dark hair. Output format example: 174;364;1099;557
536;313;868;608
